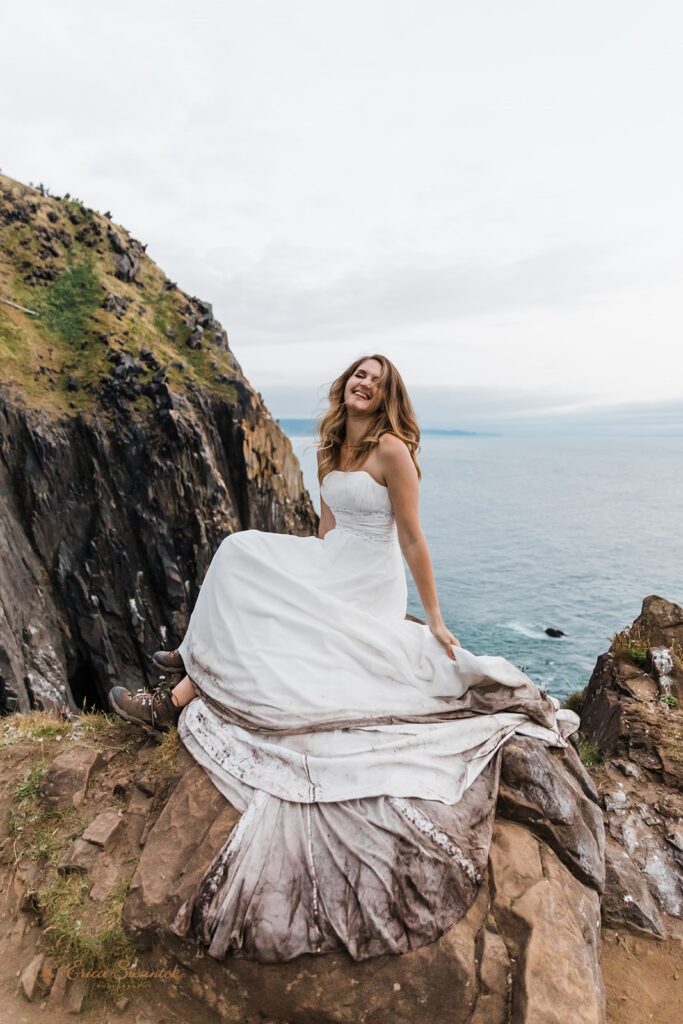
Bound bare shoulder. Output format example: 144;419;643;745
377;433;417;483
378;432;413;461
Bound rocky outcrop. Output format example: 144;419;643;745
0;386;317;716
0;174;317;716
579;595;683;938
0;712;605;1024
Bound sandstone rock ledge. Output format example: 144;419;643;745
1;709;605;1024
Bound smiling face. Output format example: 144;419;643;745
343;358;385;416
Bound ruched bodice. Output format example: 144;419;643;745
321;470;398;545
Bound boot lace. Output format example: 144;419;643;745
132;687;154;705
131;686;175;724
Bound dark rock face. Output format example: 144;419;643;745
581;595;683;936
0;384;317;715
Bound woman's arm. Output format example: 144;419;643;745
318;495;336;539
379;434;461;660
316;450;337;539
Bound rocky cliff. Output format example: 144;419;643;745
0;174;317;716
579;595;683;940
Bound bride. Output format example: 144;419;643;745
109;353;578;962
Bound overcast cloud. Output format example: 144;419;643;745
1;0;682;431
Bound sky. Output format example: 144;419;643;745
2;0;682;433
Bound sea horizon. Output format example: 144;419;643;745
285;430;683;702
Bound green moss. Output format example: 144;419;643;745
658;693;679;708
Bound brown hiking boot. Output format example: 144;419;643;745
108;683;181;736
151;649;186;674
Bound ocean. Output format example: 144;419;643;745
285;432;683;702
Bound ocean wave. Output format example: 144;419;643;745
500;620;551;640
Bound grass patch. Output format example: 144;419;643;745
661;743;683;763
0;709;137;756
0;709;70;749
32;253;104;343
576;734;603;768
3;710;147;1004
70;708;136;744
2;711;137;867
145;727;181;790
562;687;586;716
611;623;683;668
13;762;50;803
6;762;88;866
39;870;144;1002
1;171;243;417
0;220;36;262
611;624;650;667
150;285;180;339
658;693;679;709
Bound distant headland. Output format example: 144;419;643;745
277;418;499;437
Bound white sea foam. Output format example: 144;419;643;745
501;621;549;641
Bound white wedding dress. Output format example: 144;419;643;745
170;469;579;962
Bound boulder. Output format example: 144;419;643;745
581;594;683;937
19;952;52;1001
58;837;100;875
497;737;604;892
488;821;603;1024
41;746;102;808
121;741;605;1024
80;808;123;848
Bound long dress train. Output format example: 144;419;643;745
169;469;579;961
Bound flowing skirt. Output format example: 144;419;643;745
169;527;579;961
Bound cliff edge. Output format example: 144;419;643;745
0;173;317;716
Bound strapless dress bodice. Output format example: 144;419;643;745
320;470;398;545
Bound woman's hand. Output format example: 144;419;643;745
428;618;462;661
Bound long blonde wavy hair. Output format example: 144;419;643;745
315;354;422;484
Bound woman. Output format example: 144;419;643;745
109;353;578;963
